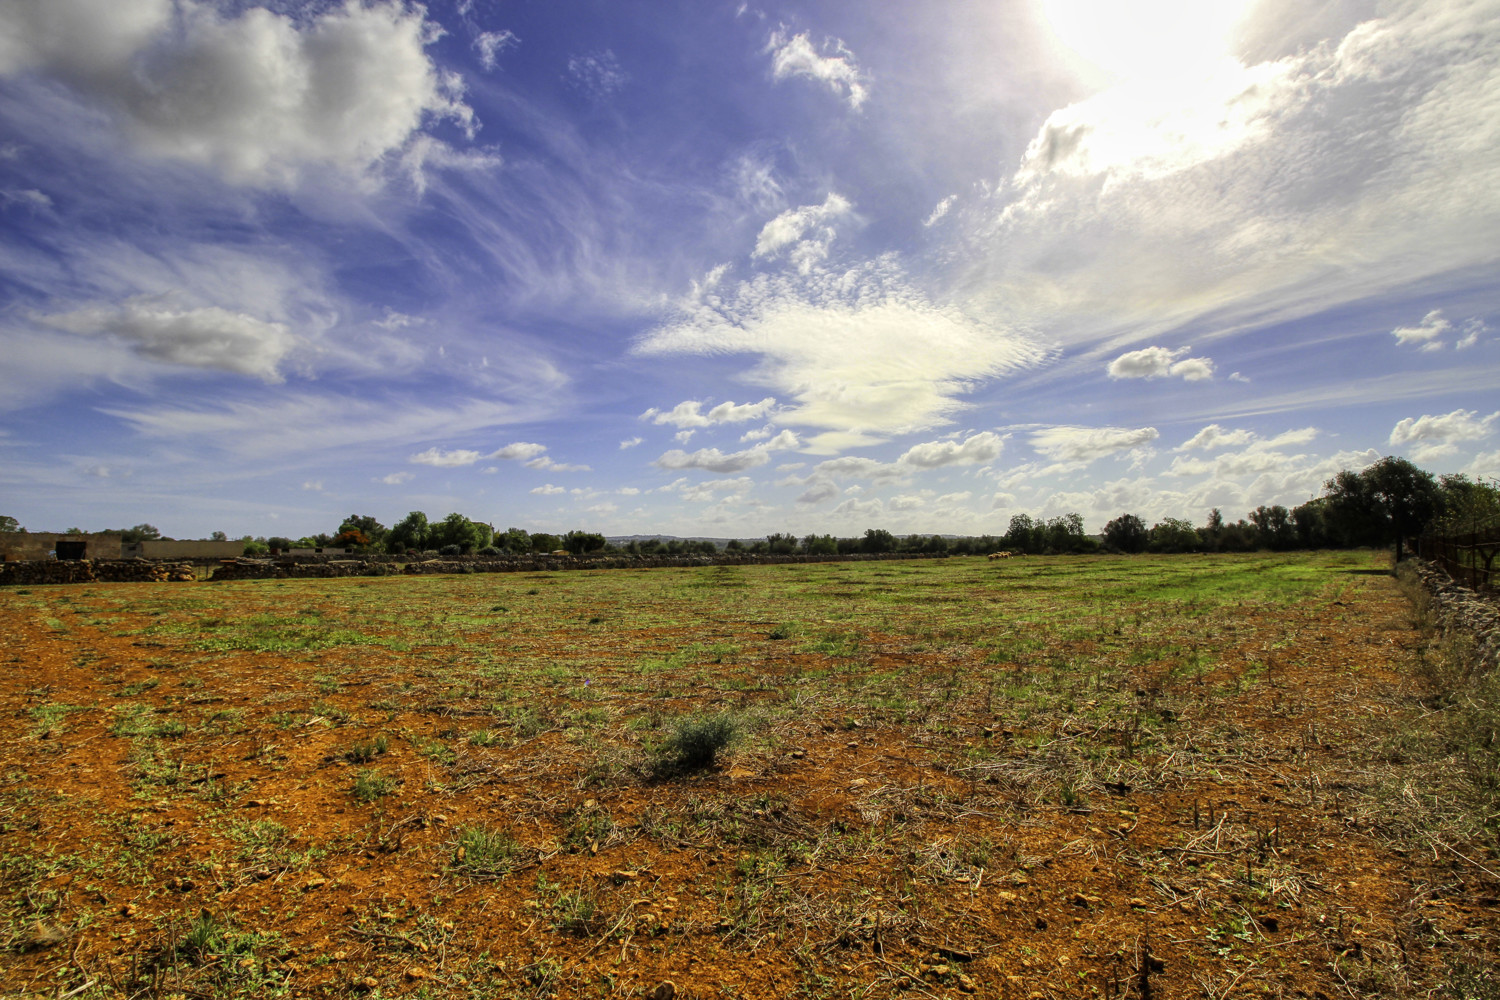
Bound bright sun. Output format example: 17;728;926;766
1037;0;1257;85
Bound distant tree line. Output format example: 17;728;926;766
1101;458;1498;557
10;456;1495;563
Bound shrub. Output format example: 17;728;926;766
439;544;462;557
659;712;740;772
478;545;501;557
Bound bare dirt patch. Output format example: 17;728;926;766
1;552;1496;998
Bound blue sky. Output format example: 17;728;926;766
1;0;1496;539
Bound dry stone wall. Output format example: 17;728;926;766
1412;560;1500;672
209;551;937;581
0;559;197;586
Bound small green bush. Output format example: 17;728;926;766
659;712;740;772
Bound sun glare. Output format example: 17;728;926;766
1037;0;1257;85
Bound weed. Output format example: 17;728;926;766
342;735;390;763
451;825;527;878
351;768;395;802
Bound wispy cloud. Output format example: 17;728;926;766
766;28;869;110
1029;426;1159;464
641;397;778;429
410;447;481;467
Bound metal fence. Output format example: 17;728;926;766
1417;519;1500;592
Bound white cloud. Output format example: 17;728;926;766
301;480;323;492
766;29;868;110
937;491;973;505
410;447;481;467
525;455;591;473
0;0;472;187
1392;309;1451;347
898;431;1005;469
378;471;414;485
642;397;777;429
831;497;884;518
637;261;1044;439
1107;346;1214;381
1464;449;1500;479
1176;424;1254;452
889;494;925;510
753;193;851;272
1457;319;1488;350
984;5;1500;354
37;297;294;380
1389;408;1499;462
923;195;956;227
567;49;628;99
474;29;518;72
1030;425;1159;464
668;477;756;503
619;436;643;449
812;456;905;483
1393;310;1491;352
653;430;799;474
1;188;51;210
797;480;840;505
490;442;548;461
531;484;566;495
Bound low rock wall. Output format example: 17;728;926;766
0;559;197;586
208;551;937;581
1412;560;1500;672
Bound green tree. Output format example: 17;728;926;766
1044;513;1088;553
0;516;20;533
1436;474;1500;532
338;514;388;550
1248;505;1294;550
765;532;798;555
1148;517;1201;553
562;530;607;555
1322;456;1440;560
496;527;531;553
801;533;838;556
116;524;161;543
210;530;228;542
861;528;896;554
530;532;561;553
387;511;431;552
1103;514;1148;554
1291;500;1329;548
1004;514;1040;554
429;513;491;554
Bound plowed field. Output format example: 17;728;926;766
2;552;1496;999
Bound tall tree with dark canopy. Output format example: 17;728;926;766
1322;456;1440;561
1103;514;1148;553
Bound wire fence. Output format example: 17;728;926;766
1417;518;1500;592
